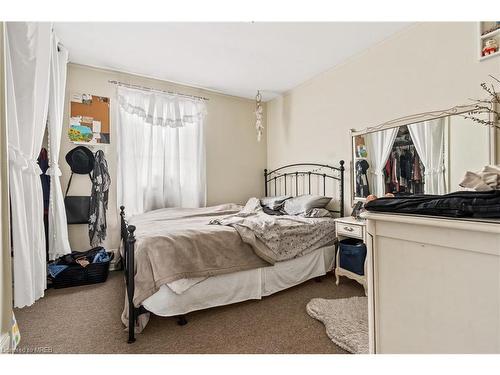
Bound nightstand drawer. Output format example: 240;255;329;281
337;223;363;238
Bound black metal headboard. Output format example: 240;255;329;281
264;161;345;217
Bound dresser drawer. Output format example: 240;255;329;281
337;223;363;238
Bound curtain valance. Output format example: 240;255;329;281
117;86;207;128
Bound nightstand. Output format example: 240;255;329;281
334;216;367;295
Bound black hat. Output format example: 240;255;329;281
65;146;95;174
356;159;370;173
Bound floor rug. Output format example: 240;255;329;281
306;296;368;354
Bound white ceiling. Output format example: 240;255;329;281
54;22;411;101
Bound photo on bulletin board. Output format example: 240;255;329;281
69;93;110;144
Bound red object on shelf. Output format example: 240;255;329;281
483;47;498;56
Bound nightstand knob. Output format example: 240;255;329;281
344;226;354;232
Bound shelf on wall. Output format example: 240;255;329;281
480;50;500;61
478;21;500;61
481;27;500;40
70;141;110;150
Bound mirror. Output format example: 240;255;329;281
351;107;497;203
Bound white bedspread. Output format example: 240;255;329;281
143;245;336;318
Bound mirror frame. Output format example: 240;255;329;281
350;103;498;206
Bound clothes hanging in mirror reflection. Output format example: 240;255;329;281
384;145;425;194
355;159;370;197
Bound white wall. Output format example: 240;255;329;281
267;22;499;208
448;115;491;191
61;64;267;253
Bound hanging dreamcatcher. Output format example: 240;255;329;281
255;90;264;142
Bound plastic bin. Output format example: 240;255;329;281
339;238;366;276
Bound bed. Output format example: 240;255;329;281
120;161;345;343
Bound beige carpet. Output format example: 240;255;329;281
306;297;368;354
14;271;364;354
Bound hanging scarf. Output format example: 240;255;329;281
89;150;111;247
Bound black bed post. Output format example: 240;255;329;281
120;206;126;270
264;169;268;196
339;160;345;217
127;225;137;344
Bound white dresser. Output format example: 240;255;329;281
363;212;500;354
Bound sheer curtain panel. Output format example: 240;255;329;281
408;119;446;194
366;127;399;197
0;20;14;347
117;87;207;216
6;22;52;307
46;35;71;260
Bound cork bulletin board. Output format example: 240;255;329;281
69;93;110;144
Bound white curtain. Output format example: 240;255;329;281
117;87;207;216
366;127;399;197
6;22;52;307
46;35;71;260
408;119;446;194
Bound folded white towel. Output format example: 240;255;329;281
459;171;494;191
459;165;500;191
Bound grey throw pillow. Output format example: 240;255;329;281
260;195;291;211
282;195;332;216
262;206;285;216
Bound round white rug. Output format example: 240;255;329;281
306;296;368;354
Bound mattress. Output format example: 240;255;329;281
142;244;336;317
